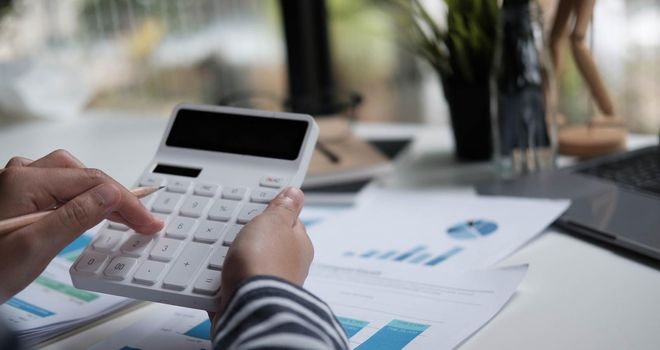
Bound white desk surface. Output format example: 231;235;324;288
1;114;659;350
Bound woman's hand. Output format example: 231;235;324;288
0;150;163;301
214;187;313;317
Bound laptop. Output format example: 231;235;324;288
477;140;660;260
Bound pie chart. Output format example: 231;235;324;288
447;220;498;240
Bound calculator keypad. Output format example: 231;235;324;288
75;174;288;298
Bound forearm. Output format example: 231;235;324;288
213;276;349;350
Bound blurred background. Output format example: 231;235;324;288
0;0;657;134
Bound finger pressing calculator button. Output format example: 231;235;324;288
259;175;286;188
92;231;124;252
108;221;130;231
152;192;183;214
193;269;222;295
222;186;247;200
237;204;266;224
222;224;244;246
149;238;182;262
75;252;108;275
208;200;239;222
208;246;229;269
120;234;154;257
163;243;211;291
167;179;191;194
103;257;138;281
133;260;166;285
140;174;165;187
250;189;277;203
180;196;210;218
165;217;196;240
194;220;226;243
194;183;219;197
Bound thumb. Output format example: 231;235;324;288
263;187;304;227
23;183;122;253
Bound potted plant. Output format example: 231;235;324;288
385;0;499;161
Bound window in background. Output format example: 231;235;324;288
0;0;442;124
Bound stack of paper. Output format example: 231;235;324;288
0;230;137;347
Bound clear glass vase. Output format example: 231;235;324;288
490;0;557;178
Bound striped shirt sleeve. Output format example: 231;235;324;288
213;276;349;350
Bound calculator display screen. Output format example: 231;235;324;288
166;109;309;160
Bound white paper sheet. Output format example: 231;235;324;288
309;189;569;274
0;228;136;346
89;305;213;350
305;263;528;350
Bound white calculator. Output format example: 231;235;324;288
70;104;319;310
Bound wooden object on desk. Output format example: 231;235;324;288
550;0;627;157
304;116;391;187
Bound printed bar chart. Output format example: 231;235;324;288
343;245;463;267
35;276;99;302
337;316;369;338
425;247;464;266
355;319;429;350
58;234;93;261
6;298;55;318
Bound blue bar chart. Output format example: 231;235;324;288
355;319;429;350
343;245;463;267
337;317;369;338
58;233;93;261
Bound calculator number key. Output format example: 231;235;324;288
222;224;244;246
149;238;182;262
103;257;138;281
222;186;247;200
120;234;154;257
75;252;108;275
152;192;183;214
165;217;196;239
92;230;124;252
237;204;266;224
180;196;210;218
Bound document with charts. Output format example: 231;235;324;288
309;189;569;273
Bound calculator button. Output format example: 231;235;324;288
260;175;286;188
222;224;244;245
167;179;191;194
75;252;108;275
250;188;277;203
120;234;154;257
163;243;211;291
149;238;181;262
92;230;124;252
165;217;196;240
222;186;247;200
194;220;226;243
103;256;138;281
194;183;219;197
208;246;229;269
140;174;165;187
152;192;183;214
193;269;222;295
237;204;266;224
108;221;130;231
208;200;239;222
133;260;166;285
180;196;210;218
